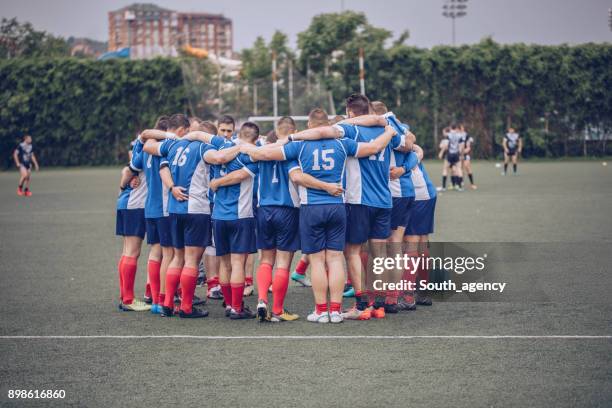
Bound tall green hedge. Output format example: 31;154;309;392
0;58;187;167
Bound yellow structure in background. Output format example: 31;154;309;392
183;45;209;59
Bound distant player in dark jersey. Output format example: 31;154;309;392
437;127;450;191
442;124;465;191
503;128;522;175
460;124;477;189
13;135;39;196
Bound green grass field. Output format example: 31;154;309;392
0;160;611;407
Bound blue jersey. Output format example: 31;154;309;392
117;143;147;210
283;138;359;205
212;152;259;220
335;123;404;208
131;140;168;218
158;136;225;215
257;158;301;208
390;150;418;198
412;162;437;201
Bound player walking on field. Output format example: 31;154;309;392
13;135;39;196
460;124;477;189
503;128;522;175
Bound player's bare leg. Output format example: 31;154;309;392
307;251;330;323
386;227;406;312
342;243;371;320
325;249;345;323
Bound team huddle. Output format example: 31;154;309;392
115;93;438;323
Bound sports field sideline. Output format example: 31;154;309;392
0;160;611;407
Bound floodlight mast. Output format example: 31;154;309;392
442;0;468;46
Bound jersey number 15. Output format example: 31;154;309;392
312;149;335;170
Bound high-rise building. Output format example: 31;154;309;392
108;3;233;59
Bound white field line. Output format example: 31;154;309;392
0;335;610;340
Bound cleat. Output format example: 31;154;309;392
160;305;174;317
371;306;386;319
270;309;300;322
222;301;232;317
397;295;417;311
343;286;355;298
230;305;256;320
329;311;343;324
192;295;206;306
291;271;312;287
257;300;268;322
415;292;433;306
119;300;151;312
150;304;162;314
436;186;446;192
456;187;464;192
207;285;223;300
243;284;254;297
306;310;330;323
179;307;209;319
384;303;400;314
17;187;24;196
341;306;371;320
143;295;152;305
24;190;32;197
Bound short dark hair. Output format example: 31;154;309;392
450;123;458;130
218;115;235;128
199;120;218;135
371;101;388;115
189;116;203;126
240;122;260;142
155;115;170;131
346;93;370;116
169;113;190;130
276;116;296;138
308;108;329;127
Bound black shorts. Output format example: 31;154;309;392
507;149;517;156
446;153;460;166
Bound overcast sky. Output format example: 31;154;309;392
1;0;611;50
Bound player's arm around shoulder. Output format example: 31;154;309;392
289;167;343;196
355;125;397;158
240;143;285;162
204;144;240;165
337;115;386;128
209;168;251;192
290;125;343;141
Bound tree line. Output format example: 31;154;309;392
1;14;611;167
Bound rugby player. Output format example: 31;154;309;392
460;124;477;189
242;108;398;323
441;124;465;191
402;157;438;307
116;141;149;312
503;128;522;175
334;94;407;320
437;127;450;191
207;122;262;319
13;135;39;196
142;114;239;318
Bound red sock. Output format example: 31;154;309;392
256;263;273;303
207;276;219;289
120;256;138;305
159;292;166;306
347;277;352;285
385;291;400;304
329;302;341;313
245;276;253;286
295;259;308;275
145;282;152;299
231;282;244;312
315;303;328;314
179;267;198;314
147;260;161;305
164;267;182;308
272;267;290;315
220;283;232;306
118;257;125;300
